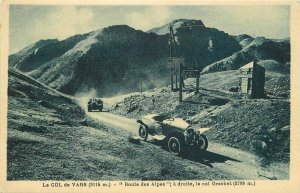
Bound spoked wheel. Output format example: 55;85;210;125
197;134;208;150
138;125;148;141
168;136;184;155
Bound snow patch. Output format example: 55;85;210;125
34;48;39;54
172;20;185;30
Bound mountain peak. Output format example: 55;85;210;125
148;19;205;35
234;34;253;42
13;39;58;55
103;25;137;33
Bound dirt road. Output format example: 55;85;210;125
79;98;289;180
87;111;139;134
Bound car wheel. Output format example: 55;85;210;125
88;106;91;112
138;125;148;141
197;134;208;150
168;136;184;155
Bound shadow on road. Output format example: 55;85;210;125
89;110;110;112
183;98;229;106
151;141;241;168
181;100;207;105
184;149;241;168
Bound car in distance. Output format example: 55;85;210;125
87;98;103;112
137;113;209;155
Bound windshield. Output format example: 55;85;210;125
153;114;170;122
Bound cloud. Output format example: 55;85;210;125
77;8;95;31
36;6;96;40
204;6;289;38
10;6;98;54
125;6;171;31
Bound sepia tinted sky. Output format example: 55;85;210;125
9;5;290;54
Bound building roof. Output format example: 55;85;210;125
240;61;254;70
240;61;265;71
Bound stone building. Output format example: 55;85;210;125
238;61;265;98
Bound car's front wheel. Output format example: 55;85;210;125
197;134;208;150
138;125;148;141
168;136;184;155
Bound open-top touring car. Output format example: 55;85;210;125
137;113;209;155
87;98;103;112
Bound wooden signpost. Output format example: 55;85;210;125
183;68;200;94
168;57;184;91
168;57;200;102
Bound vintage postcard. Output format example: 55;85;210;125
0;0;299;192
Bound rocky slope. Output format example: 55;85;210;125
149;19;242;70
202;37;290;74
9;34;89;72
10;26;170;97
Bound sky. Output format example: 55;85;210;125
9;5;290;54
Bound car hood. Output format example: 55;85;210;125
143;114;158;120
162;118;189;130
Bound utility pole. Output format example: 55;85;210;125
170;68;174;90
175;72;178;90
179;63;183;102
169;25;179;92
195;73;200;93
195;60;200;93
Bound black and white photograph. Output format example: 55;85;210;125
1;1;300;192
